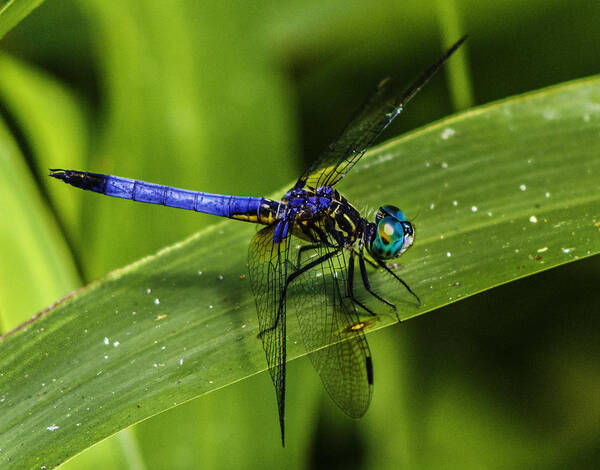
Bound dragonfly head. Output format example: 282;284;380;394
367;205;414;260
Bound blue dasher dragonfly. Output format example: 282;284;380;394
50;36;465;444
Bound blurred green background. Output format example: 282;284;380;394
0;0;598;468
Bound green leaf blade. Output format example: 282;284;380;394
0;117;80;330
1;76;599;468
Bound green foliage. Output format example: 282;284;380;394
0;0;43;40
0;115;79;329
1;77;599;468
1;1;599;469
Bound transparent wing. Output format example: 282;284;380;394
294;77;398;190
289;241;373;417
294;35;467;190
248;225;292;444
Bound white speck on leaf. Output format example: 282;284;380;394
441;128;456;140
146;288;151;294
441;161;448;169
103;337;109;345
529;215;538;223
46;424;59;431
471;206;478;212
545;192;551;198
446;252;452;257
519;184;527;191
113;341;120;347
377;154;392;164
429;203;435;210
537;247;548;253
452;200;458;206
154;298;160;305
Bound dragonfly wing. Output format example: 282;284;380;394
289;242;373;417
248;225;292;444
295;78;398;190
295;35;467;190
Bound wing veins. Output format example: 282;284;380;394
295;35;467;189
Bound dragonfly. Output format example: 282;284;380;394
50;36;466;445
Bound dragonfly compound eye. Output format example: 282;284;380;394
375;204;407;223
369;214;414;260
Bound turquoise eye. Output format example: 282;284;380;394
375;205;407;223
369;206;414;260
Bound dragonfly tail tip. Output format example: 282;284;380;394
49;169;66;180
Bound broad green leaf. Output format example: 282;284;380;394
1;77;599;468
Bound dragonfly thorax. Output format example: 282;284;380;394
274;186;367;247
281;186;338;218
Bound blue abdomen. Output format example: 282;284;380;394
49;169;267;221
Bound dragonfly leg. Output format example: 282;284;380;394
357;252;401;321
281;248;339;305
374;258;421;306
257;248;340;338
347;252;377;317
295;244;321;268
